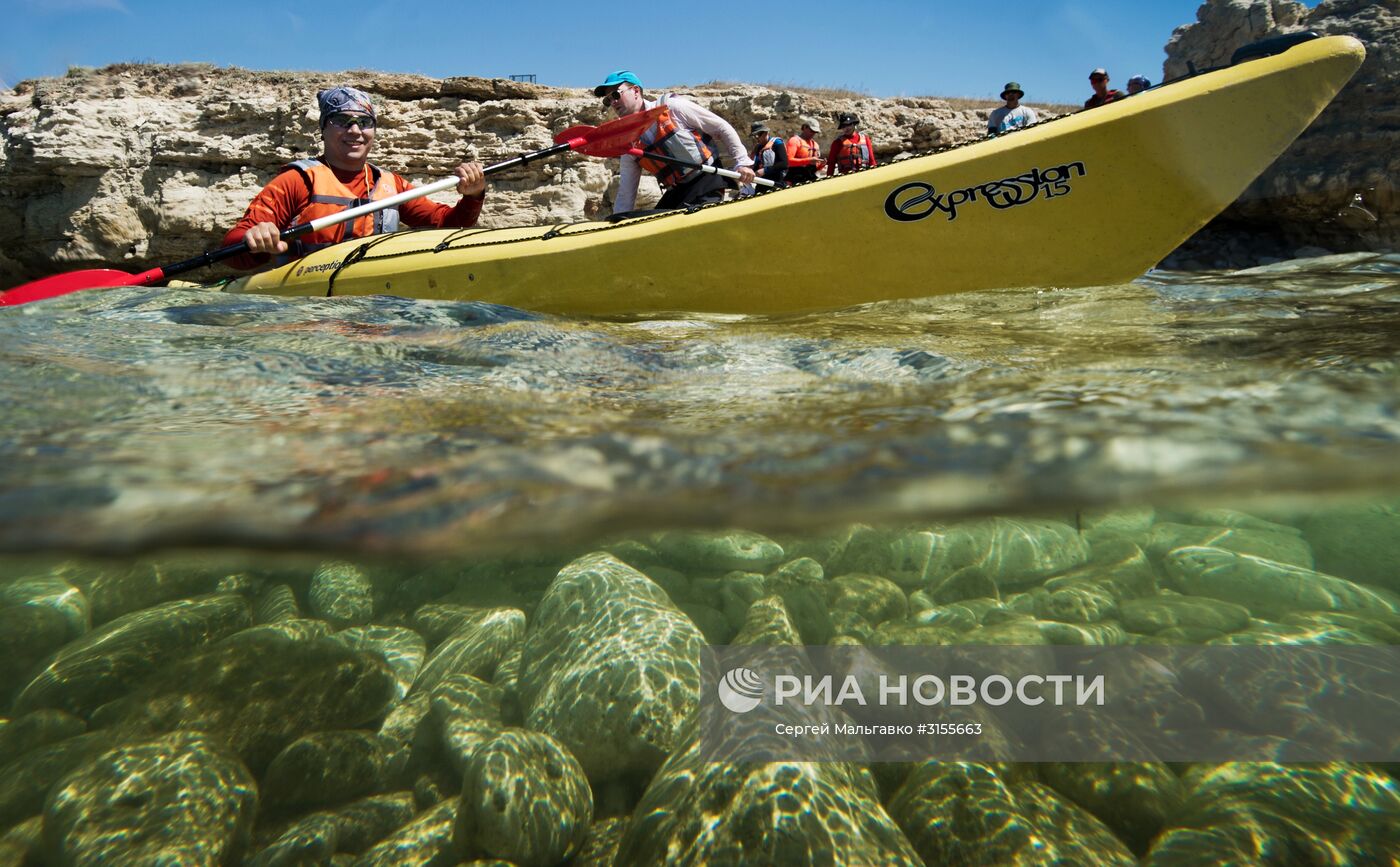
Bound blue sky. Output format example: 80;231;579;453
3;0;1319;105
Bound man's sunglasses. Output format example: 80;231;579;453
601;88;627;107
325;113;376;130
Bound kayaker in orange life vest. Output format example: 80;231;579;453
223;86;487;269
594;69;755;214
826;113;877;176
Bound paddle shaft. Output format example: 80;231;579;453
625;148;775;187
137;142;578;285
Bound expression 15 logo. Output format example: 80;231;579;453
884;161;1087;223
718;667;765;714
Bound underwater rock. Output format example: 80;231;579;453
640;564;693;604
1044;539;1159;602
831;609;876;642
332;626;427;702
249;792;416;866
828;574;909;626
872;620;962;646
42;731;257;866
253;583;301;624
411;608;526;696
678;602;733;643
0;603;72;708
1035;619;1128;646
0;815;42;865
430;673;506;775
776;585;834;644
309;561;376;628
1278;610;1400;644
352;797;458;867
1037;762;1186;854
0;730;130;830
764;557;826;593
1077;506;1156;546
14;593;251;718
648;529;786;574
70;561;226;626
915;519;1089;591
1033;582;1118;624
927;565;1001;605
0;574;89;640
572;816;629;867
717;571;766;633
1302;500;1400;593
1182;509;1303;535
0;709;86;767
89;628;398;774
888;761;1136;866
1163;546;1400;619
412;603;487;647
234;617;334;643
617;716;921;866
453;728;592;867
1147;523;1314;570
733;596;803;646
1120;595;1252;635
520;553;705;784
1144;763;1400;864
262;730;404;812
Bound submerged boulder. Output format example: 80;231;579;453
519;552;705;783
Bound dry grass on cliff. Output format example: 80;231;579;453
698;79;1078;114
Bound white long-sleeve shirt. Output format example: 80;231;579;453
614;94;753;214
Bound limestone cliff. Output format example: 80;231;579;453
0;0;1390;285
1162;0;1396;264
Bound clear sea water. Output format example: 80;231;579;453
2;254;1398;863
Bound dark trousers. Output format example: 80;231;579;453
657;170;731;210
786;166;818;184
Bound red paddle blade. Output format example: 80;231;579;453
555;106;666;158
0;269;144;307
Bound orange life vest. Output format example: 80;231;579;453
635;98;715;188
277;158;401;264
788;135;821;165
834;132;874;174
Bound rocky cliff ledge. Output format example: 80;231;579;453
0;0;1392;286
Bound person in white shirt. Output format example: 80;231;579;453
593;69;755;214
987;81;1039;137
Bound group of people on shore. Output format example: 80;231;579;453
224;64;1154;271
987;68;1152;137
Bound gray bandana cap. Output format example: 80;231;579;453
317;86;376;128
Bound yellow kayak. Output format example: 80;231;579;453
231;34;1365;316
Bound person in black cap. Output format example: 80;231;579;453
1084;68;1124;108
592;68;754;214
986;81;1039;137
747;120;789;192
1127;74;1151;95
223;85;487;269
825;112;876;176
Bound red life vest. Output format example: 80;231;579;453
277;158;401;263
635;98;715;188
834;132;874;174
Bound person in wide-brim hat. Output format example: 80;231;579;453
988;80;1039;137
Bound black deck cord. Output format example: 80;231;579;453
325;234;394;296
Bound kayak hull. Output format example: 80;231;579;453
232;35;1366;316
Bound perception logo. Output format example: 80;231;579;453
718;668;765;714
